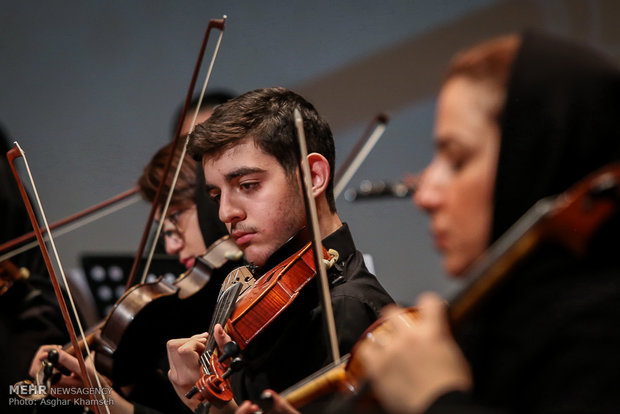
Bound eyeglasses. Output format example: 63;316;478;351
161;206;196;244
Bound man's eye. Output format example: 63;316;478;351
241;182;258;191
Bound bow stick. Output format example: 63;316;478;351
333;114;389;199
127;15;227;288
7;143;109;414
0;187;139;262
294;108;341;363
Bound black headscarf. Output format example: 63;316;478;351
454;31;620;412
492;30;620;242
194;162;228;247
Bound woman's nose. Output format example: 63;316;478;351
414;165;443;213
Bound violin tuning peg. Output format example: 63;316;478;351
185;385;199;399
230;357;243;371
222;357;243;380
42;361;54;379
47;349;59;364
218;341;240;362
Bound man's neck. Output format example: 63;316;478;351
318;211;342;240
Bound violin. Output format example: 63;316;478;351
94;235;244;386
16;235;244;401
186;228;336;408
274;162;620;410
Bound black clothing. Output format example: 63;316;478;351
230;223;394;405
128;257;240;414
428;31;620;413
195;162;229;248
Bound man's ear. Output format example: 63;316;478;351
306;153;330;197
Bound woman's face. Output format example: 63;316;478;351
415;76;501;276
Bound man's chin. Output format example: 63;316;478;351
243;247;269;268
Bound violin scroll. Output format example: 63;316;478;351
0;259;29;296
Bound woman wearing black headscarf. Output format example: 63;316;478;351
358;31;620;413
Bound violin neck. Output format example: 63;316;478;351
280;354;351;408
199;281;242;372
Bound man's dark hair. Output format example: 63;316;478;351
188;87;337;212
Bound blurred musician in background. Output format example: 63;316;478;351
358;31;620;414
27;92;239;414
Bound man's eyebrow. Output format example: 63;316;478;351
224;167;266;181
204;167;266;192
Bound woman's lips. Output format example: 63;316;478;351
431;228;448;251
182;257;196;269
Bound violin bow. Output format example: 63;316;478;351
0;187;140;262
7;143;108;414
127;15;227;288
294;108;341;364
333;114;389;199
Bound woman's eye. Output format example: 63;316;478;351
451;158;466;172
209;192;221;203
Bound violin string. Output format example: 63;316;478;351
199;270;242;372
333;120;387;199
0;195;140;263
200;273;233;370
139;16;227;284
15;143;111;414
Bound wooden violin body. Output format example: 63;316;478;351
93;236;243;385
191;230;335;407
226;242;331;349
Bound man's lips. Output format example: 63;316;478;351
232;231;255;246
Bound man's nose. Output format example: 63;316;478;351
218;193;244;224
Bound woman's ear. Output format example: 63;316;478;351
306;153;330;197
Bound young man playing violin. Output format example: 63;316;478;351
167;87;394;412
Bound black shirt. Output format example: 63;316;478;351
230;223;394;404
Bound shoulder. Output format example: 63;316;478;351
331;249;394;313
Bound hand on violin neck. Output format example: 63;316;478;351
213;324;233;353
29;345;62;379
167;332;210;411
358;293;472;414
235;390;300;414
